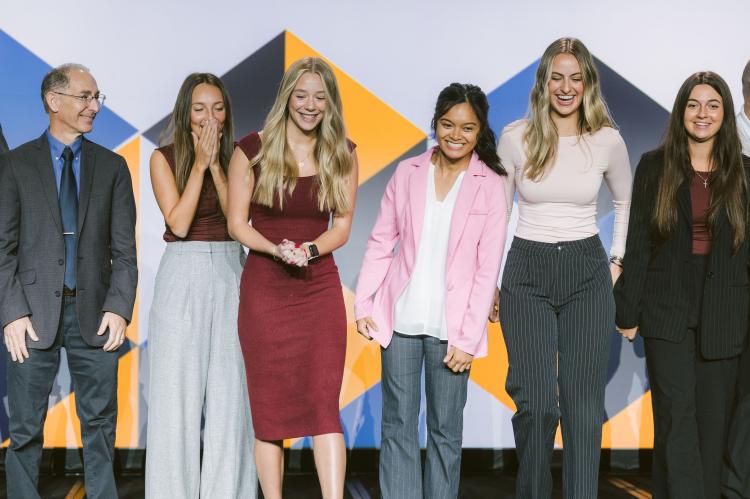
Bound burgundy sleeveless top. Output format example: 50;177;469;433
158;145;231;242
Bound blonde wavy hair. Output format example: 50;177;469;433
250;57;353;213
524;37;613;181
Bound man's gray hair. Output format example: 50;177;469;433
40;63;90;113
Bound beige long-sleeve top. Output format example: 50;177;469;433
497;120;632;257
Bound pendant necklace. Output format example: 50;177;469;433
294;148;313;172
694;170;710;189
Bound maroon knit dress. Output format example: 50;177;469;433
236;132;351;440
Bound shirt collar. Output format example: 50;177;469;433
46;129;83;160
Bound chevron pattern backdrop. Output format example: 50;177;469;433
0;27;669;451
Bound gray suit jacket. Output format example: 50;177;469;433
0;133;137;348
0;123;8;154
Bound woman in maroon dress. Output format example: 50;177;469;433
227;57;358;499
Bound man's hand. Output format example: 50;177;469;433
444;346;473;373
3;316;39;363
99;312;128;351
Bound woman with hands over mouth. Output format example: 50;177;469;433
354;83;507;499
146;73;256;498
227;57;357;499
614;72;750;499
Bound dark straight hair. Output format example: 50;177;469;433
160;73;235;194
652;71;747;252
430;83;506;176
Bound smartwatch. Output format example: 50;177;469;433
306;243;319;261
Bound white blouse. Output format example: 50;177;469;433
394;163;465;340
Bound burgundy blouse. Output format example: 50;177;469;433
158;145;231;242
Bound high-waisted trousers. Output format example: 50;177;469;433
145;241;257;498
500;235;614;499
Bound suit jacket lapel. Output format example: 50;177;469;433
446;153;483;271
31;134;63;232
77;139;95;235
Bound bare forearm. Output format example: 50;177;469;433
165;165;205;237
308;222;351;256
228;221;277;256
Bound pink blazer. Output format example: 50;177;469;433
354;148;507;358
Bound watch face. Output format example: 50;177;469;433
309;244;320;258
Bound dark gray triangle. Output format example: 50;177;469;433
142;32;285;145
336;140;428;290
595;56;669;218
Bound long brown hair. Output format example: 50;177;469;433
160;73;235;194
251;57;353;213
524;37;613;180
652;71;747;252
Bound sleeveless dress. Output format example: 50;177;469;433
236;132;352;440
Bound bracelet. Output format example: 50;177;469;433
609;255;624;267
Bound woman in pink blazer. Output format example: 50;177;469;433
354;83;507;498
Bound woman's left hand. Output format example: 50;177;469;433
278;239;308;267
610;262;622;286
443;346;473;373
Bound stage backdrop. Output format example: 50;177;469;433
1;1;748;453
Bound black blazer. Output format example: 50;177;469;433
0;133;137;348
614;149;750;360
0;123;8;154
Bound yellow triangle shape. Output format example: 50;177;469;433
339;285;381;409
284;31;426;185
469;323;515;411
601;391;653;449
553;391;654;448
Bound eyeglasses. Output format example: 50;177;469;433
52;91;106;107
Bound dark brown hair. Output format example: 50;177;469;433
161;73;235;194
652;71;747;252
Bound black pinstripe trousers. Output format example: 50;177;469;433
500;235;614;499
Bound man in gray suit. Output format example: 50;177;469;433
0;64;137;498
0;123;8;153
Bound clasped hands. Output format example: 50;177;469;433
272;239;309;267
192;118;222;172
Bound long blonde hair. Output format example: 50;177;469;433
524;37;613;180
251;57;353;213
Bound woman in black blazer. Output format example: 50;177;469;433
614;71;750;499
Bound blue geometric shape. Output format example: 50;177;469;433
0;29;137;150
487;60;539;140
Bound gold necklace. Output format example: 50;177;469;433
292;147;314;173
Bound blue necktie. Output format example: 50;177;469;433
60;146;77;290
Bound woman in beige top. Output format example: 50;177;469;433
492;38;631;499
